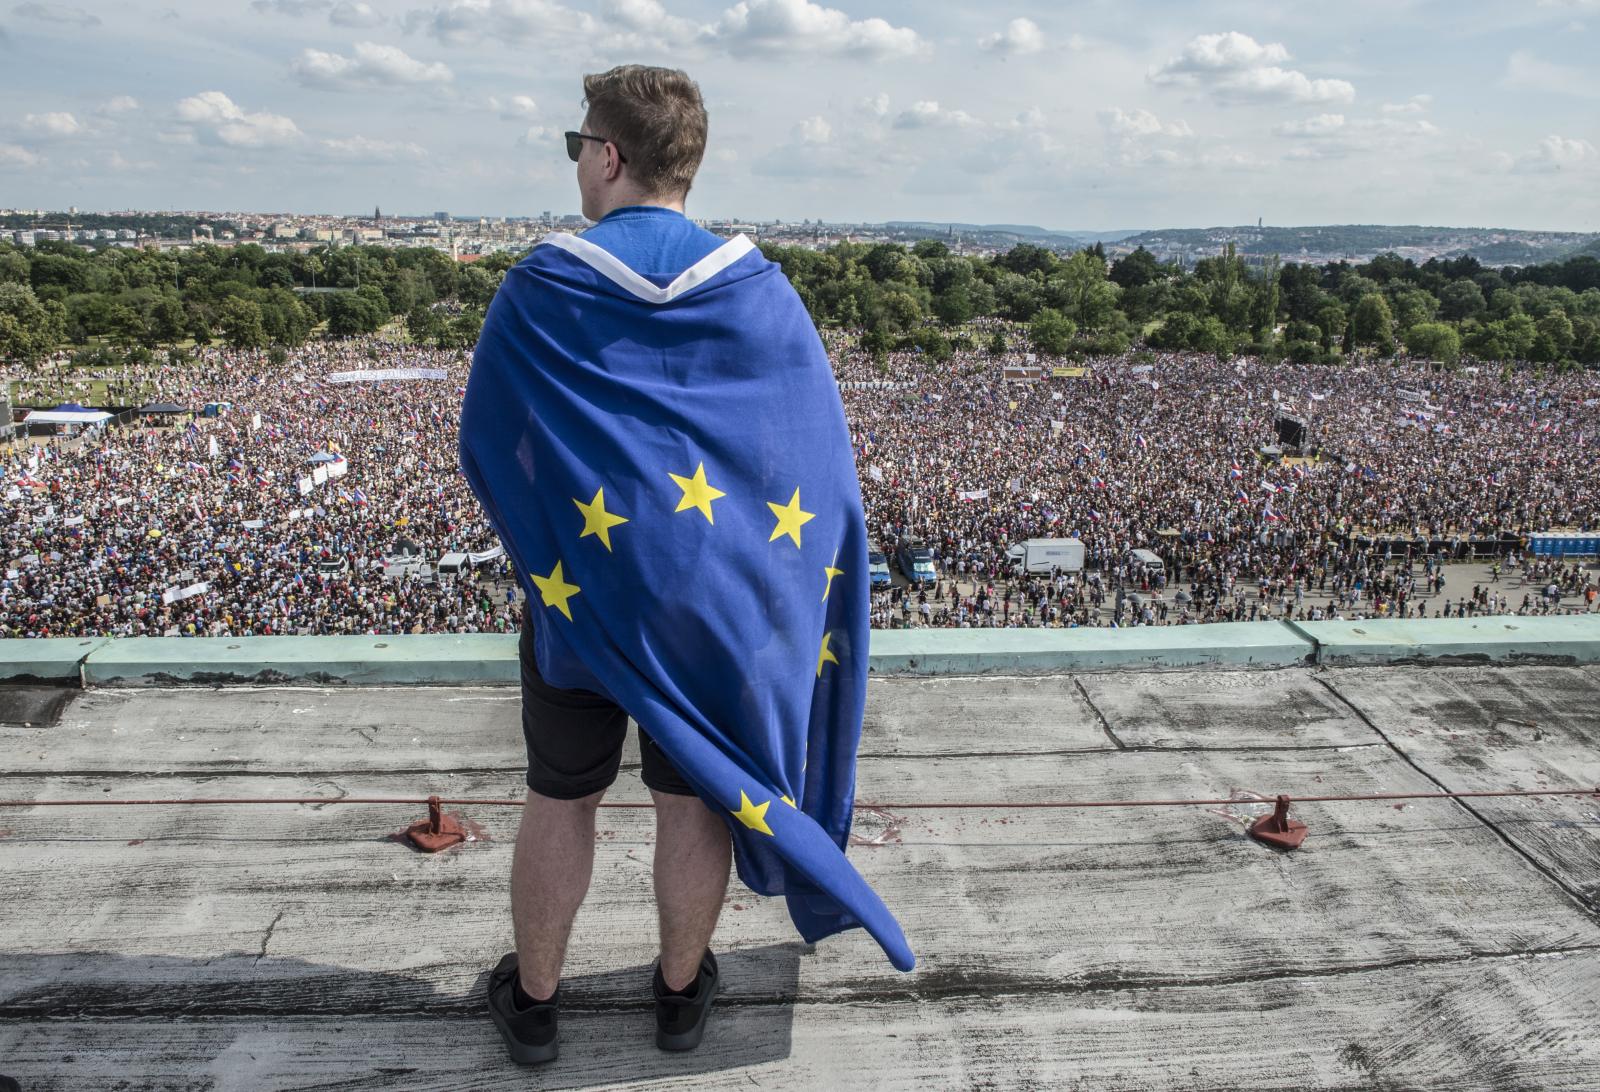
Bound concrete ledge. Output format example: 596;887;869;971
1290;615;1600;666
867;622;1314;675
16;616;1598;687
0;637;112;684
80;634;520;687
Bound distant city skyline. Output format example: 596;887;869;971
2;1;1598;231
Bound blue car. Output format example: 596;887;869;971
868;551;892;588
895;541;938;587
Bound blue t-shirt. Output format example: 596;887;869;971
578;205;724;285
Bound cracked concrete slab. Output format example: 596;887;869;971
2;666;1599;1089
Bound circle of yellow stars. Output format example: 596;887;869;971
525;458;848;837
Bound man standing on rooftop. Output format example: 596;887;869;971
459;65;912;1067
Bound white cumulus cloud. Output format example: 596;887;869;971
97;96;141;116
23;112;85;137
710;0;925;59
404;0;596;45
293;42;454;90
489;94;539;120
0;143;43;167
330;1;385;26
1151;31;1354;105
319;135;428;160
796;115;831;144
892;101;981;129
1275;113;1346;137
979;17;1044;56
13;1;101;27
1497;133;1599;173
1380;94;1432;114
174;91;302;148
1100;107;1192;138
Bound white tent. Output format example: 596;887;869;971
22;408;113;425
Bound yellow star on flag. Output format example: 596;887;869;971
531;560;581;621
767;488;815;548
780;794;797;808
573;488;628;551
732;790;773;836
822;552;845;602
816;631;839;677
669;462;726;524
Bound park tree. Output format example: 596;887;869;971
1108;247;1163;290
1389;286;1440;333
217;297;267;349
1047;250;1121;330
1402;322;1461;365
0;282;67;362
1535;311;1575;359
1438;279;1486;322
1028;308;1076;355
1350;293;1396;354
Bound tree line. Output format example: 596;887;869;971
762;239;1600;368
3;234;1599;371
0;240;515;364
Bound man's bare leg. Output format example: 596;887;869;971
652;789;732;991
512;787;604;1000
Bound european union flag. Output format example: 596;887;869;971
460;231;914;972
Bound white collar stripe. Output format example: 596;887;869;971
540;233;757;304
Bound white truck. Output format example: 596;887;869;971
1006;537;1086;575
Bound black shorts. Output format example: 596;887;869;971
519;607;695;799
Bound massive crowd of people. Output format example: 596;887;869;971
2;332;1597;637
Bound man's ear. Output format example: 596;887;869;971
606;144;624;182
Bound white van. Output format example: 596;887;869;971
436;552;470;577
1129;548;1165;578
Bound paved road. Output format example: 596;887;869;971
886;557;1597;626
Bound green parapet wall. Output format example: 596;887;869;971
1;616;1595;687
79;634;521;687
1289;615;1600;666
0;637;113;683
866;622;1315;674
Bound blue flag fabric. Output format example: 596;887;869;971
460;231;914;972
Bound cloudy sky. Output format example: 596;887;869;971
2;0;1598;229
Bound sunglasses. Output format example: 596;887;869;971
565;131;627;164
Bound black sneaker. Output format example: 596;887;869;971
653;949;720;1052
486;952;559;1065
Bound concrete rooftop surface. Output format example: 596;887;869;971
2;627;1600;1089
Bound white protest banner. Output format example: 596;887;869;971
1051;420;1065;433
869;466;884;482
298;476;314;496
242;519;266;529
468;545;506;564
251;412;262;431
161;581;209;605
312;467;329;486
326;367;448;384
64;515;85;527
957;488;989;501
327;458;347;479
113;496;132;507
208;436;219;458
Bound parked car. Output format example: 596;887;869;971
895;539;938;586
868;550;892;587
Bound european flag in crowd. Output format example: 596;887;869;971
460;231;914;971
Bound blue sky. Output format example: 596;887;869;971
1;0;1597;229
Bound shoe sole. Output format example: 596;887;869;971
656;973;721;1052
488;994;559;1065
